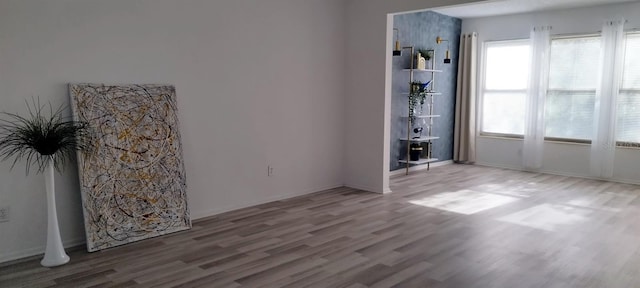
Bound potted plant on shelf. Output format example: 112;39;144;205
409;80;431;123
418;49;433;69
418;50;432;60
0;99;90;267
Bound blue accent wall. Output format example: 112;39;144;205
391;11;461;171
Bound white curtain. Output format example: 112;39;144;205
454;33;477;163
591;19;625;178
523;26;551;171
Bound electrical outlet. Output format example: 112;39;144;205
268;165;274;176
0;206;9;223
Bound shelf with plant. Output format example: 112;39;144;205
400;92;441;96
402;68;443;73
418;49;433;62
408;80;431;123
401;115;440;118
399;136;440;142
398;158;439;165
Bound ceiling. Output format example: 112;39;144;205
433;0;640;19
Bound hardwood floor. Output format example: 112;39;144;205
3;164;640;287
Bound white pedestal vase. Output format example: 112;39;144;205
40;161;70;267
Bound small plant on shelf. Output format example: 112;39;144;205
408;81;431;123
418;49;433;61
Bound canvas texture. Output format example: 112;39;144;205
69;83;190;252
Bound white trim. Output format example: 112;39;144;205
191;183;344;219
345;182;391;194
475;161;522;171
0;237;85;264
389;160;453;177
475;162;640;186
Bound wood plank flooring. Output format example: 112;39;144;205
3;164;640;287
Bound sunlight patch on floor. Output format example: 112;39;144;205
409;190;519;215
566;192;633;212
498;203;590;232
475;183;537;198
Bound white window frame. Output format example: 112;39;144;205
617;31;640;147
479;39;529;138
544;34;601;144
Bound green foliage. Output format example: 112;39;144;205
418;49;432;60
410;81;429;94
0;99;90;174
408;81;430;123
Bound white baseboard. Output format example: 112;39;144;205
389;160;453;177
539;169;640;186
475;162;640;186
0;237;85;264
474;161;522;171
191;183;344;220
344;182;390;194
609;177;640;186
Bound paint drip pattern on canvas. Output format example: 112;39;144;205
70;84;190;252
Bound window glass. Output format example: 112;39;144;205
618;33;640;143
481;41;530;135
545;36;600;140
482;92;526;135
485;44;530;90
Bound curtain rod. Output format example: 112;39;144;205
484;27;640;42
554;28;640;39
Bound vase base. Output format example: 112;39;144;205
40;255;70;267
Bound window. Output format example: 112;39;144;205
481;40;530;136
618;33;640;145
545;36;601;142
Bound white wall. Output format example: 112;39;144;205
463;2;640;184
0;0;347;262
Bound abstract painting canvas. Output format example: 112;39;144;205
69;84;190;252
